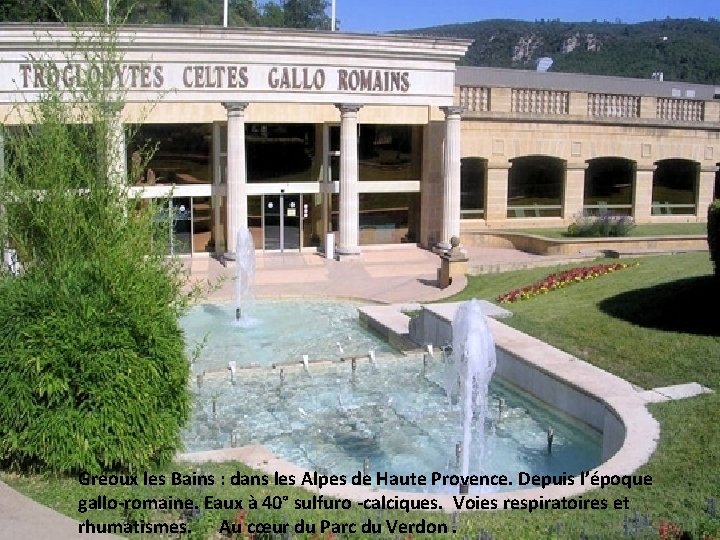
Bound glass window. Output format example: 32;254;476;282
359;192;419;245
248;196;263;249
246;124;317;183
583;158;634;216
652;159;698;215
171;198;192;255
191;197;214;253
127;124;212;185
461;157;486;219
507;156;564;218
358;125;421;181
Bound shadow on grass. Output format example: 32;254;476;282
598;275;719;336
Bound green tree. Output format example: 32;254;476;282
0;2;193;474
282;0;330;29
261;1;285;27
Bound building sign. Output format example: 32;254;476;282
1;60;452;105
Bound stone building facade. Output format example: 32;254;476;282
1;25;718;257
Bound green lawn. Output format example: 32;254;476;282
2;252;720;539
505;222;707;238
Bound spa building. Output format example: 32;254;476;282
1;24;719;258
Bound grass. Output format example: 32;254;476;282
2;253;720;539
505;222;708;238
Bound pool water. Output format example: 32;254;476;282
183;354;602;494
180;299;398;372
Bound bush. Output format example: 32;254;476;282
0;18;193;474
0;246;191;474
566;212;636;238
709;200;720;279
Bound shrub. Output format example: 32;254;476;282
0;17;193;473
709;200;720;279
566;212;636;238
0;230;191;474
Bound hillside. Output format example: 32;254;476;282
401;18;720;85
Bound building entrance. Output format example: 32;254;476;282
263;194;301;251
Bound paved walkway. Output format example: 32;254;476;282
183;244;588;304
0;244;588;539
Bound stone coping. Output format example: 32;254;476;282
179;311;660;511
461;231;708;257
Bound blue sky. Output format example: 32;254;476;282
329;0;718;33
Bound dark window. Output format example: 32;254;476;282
652;159;699;215
358;125;421;181
246;124;317;183
128;124;211;185
507;156;564;218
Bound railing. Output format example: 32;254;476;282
588;94;640;118
657;98;705;122
507;204;562;218
458;86;490;112
460;209;485;219
511;89;569;115
582;203;633;216
651;201;696;215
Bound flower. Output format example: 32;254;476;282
496;263;635;303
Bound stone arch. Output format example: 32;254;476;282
460;157;487;219
507;155;565;218
652;159;700;215
584;157;635;216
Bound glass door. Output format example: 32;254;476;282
264;195;281;250
263;194;301;251
283;194;301;250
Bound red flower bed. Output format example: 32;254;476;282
496;263;636;304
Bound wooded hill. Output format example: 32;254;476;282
2;2;718;85
401;18;720;85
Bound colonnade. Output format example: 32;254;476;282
221;102;463;258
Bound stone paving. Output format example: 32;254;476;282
183;244;589;304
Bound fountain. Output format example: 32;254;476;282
234;227;256;325
182;298;603;495
183;345;602;493
444;299;497;492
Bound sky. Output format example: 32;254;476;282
330;0;718;33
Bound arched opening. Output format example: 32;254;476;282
584;157;635;216
652;159;699;215
507;155;564;218
714;164;719;200
460;157;487;219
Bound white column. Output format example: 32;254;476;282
0;125;4;176
335;103;362;256
440;106;463;245
104;105;126;189
0;126;4;245
223;102;249;260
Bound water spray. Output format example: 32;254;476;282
228;360;237;384
547;426;555;455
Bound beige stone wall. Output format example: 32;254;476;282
458;111;720;228
122;102;431;125
461;119;719;165
420;121;445;246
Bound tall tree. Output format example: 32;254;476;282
282;0;330;29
